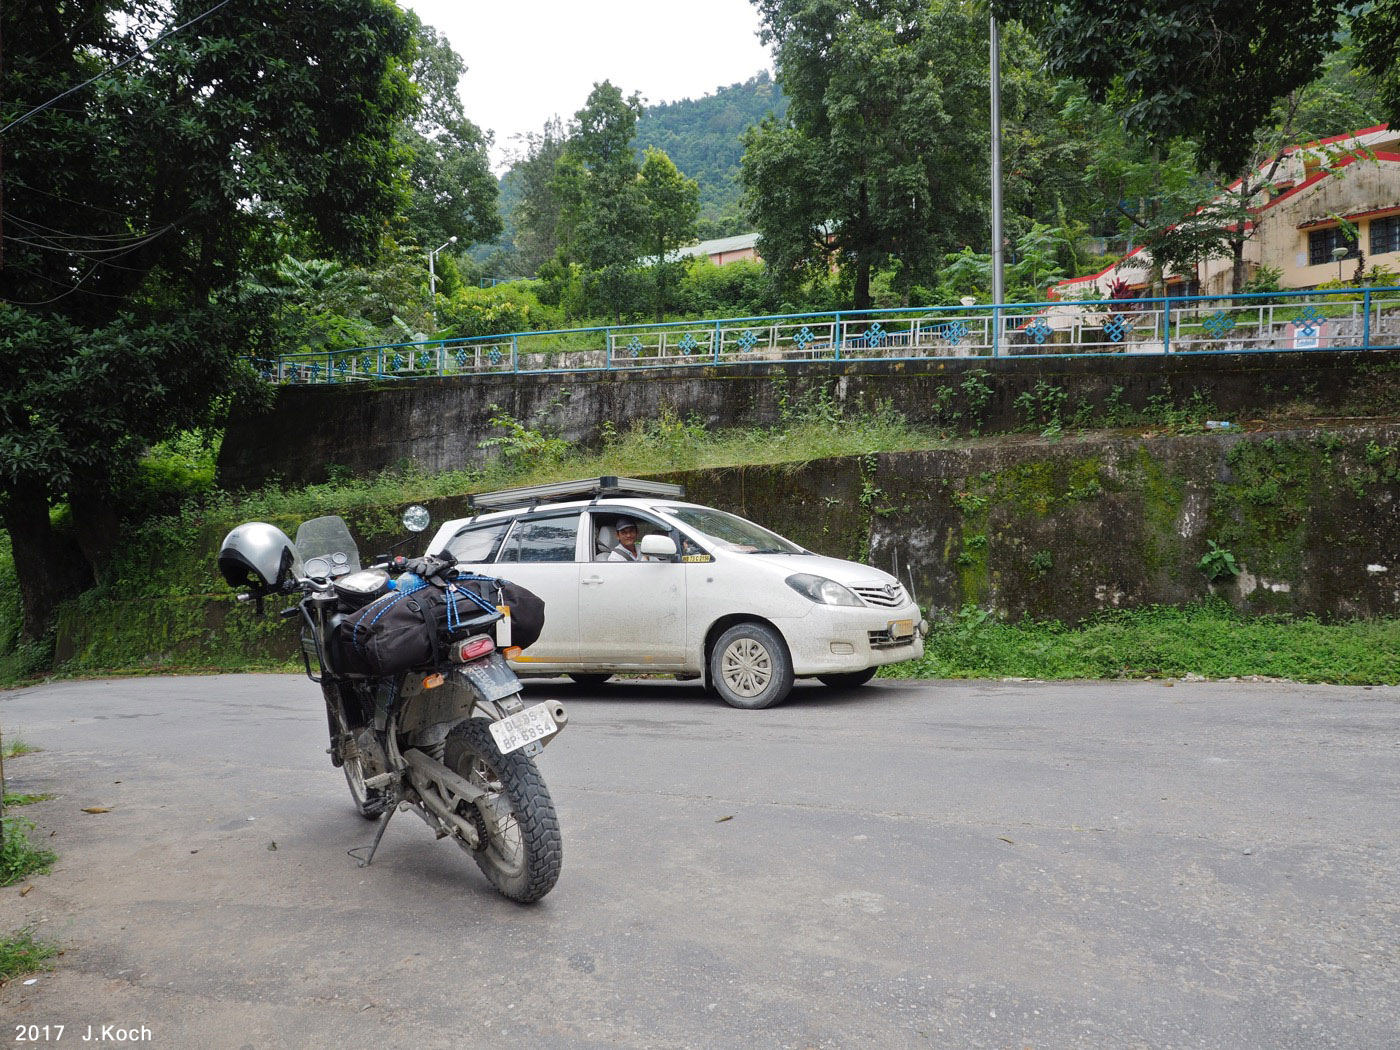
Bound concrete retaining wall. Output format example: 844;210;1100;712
218;350;1400;489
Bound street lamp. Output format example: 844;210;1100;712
1332;244;1348;281
428;235;457;323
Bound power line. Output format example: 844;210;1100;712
0;0;238;135
7;214;149;241
6;218;174;254
8;183;137;220
0;234;161;306
6;261;133;298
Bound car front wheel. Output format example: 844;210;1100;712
708;622;794;709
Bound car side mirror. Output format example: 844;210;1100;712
639;534;678;558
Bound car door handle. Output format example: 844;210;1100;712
582;575;604;586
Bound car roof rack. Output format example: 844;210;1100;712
467;476;686;513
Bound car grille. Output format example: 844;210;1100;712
867;629;908;650
852;582;907;608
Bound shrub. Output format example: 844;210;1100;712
440;282;563;339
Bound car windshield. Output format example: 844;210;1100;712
659;506;806;554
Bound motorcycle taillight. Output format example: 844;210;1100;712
451;635;495;663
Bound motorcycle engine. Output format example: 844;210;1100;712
352;727;389;780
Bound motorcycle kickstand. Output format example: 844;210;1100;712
352;801;397;868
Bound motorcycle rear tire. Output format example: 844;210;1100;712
442;718;562;903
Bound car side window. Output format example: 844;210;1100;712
444;520;512;564
590;511;680;562
497;513;582;564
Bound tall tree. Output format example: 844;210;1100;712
991;0;1400;176
638;148;700;321
1355;3;1400;129
553;81;647;324
507;116;570;276
0;0;417;642
743;0;990;310
399;17;501;251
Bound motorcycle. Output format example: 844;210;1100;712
218;507;566;903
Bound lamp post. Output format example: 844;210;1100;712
428;235;457;324
1331;244;1348;282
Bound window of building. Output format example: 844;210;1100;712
1371;215;1400;257
1308;226;1360;266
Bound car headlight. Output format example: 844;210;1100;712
786;573;863;606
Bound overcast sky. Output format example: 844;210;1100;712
400;0;775;170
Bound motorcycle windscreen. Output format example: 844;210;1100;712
294;515;361;578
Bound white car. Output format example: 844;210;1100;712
423;477;927;709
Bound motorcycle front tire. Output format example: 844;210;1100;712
325;683;388;820
442;718;563;903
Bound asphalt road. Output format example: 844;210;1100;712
2;674;1397;1050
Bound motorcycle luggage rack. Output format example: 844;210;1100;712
467;476;685;513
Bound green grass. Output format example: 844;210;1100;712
0;928;58;985
2;736;38;759
882;602;1400;684
114;398;938;544
1;817;56;887
3;793;53;808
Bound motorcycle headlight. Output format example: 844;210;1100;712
786;573;863;607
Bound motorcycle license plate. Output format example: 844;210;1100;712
458;654;520;702
490;704;558;755
888;618;914;640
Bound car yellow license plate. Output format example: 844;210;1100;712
888;618;914;639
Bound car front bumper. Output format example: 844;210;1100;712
778;602;927;676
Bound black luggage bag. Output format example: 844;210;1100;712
333;574;545;677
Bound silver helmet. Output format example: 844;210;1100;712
218;522;302;595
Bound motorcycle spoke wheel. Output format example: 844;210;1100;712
329;689;387;819
442;719;562;903
465;756;527;877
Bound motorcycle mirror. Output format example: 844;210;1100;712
402;504;430;533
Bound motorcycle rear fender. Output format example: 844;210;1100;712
395;656;568;753
395;673;481;736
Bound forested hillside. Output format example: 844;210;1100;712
635;72;787;237
475;74;783;273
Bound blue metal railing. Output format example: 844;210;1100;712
250;286;1400;385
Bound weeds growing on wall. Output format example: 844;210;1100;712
883;601;1400;684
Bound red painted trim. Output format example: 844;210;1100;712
1049;245;1148;290
1300;124;1390;150
1219;127;1393;195
1258;151;1400;216
1299;205;1400;230
1343;205;1400;224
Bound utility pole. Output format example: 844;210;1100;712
989;13;1004;308
2;5;6;272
